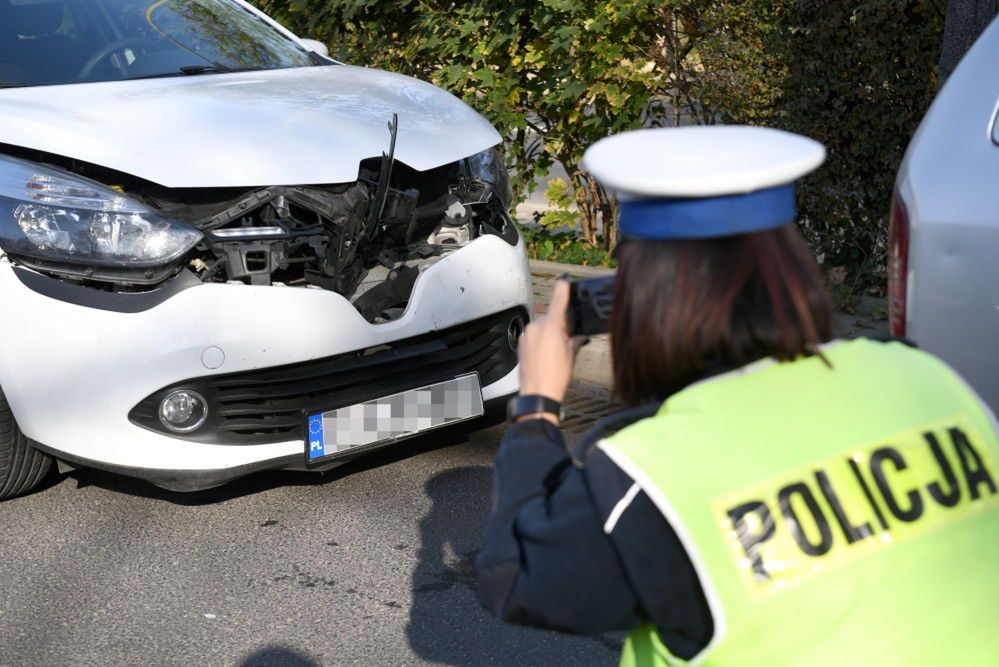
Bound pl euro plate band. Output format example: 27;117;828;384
306;373;484;462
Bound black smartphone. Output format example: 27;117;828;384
566;275;615;336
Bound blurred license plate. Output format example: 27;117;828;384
305;373;483;462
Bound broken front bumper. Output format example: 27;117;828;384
0;234;531;489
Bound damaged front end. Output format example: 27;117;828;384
162;153;515;323
0;142;517;323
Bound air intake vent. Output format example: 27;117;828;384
130;308;525;445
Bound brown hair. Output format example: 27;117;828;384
610;226;832;405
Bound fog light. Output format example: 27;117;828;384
159;390;208;433
508;315;525;351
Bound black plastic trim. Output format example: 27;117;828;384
129;307;526;446
29;440;303;492
479;207;520;246
12;265;201;313
32;391;515;493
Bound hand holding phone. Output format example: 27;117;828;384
565;275;615;337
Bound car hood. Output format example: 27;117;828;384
0;65;501;188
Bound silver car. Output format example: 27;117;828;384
891;16;999;410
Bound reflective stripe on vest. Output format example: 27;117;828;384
600;339;999;667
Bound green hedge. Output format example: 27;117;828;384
257;0;944;282
773;1;945;281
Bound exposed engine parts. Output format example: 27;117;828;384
0;143;518;324
167;159;514;322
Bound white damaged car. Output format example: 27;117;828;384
0;0;530;498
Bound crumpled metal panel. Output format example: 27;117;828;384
0;65;500;188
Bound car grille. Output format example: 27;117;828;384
129;308;525;445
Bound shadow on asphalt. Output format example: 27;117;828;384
58;410;507;506
238;646;319;667
406;465;492;664
405;466;622;665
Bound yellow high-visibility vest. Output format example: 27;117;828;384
600;339;999;666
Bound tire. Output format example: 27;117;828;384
0;388;52;500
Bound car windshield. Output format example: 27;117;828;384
0;0;317;87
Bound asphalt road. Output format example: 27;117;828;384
0;386;620;667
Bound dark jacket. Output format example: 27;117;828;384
474;403;714;661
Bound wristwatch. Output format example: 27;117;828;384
507;394;564;423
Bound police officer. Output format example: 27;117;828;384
475;126;999;665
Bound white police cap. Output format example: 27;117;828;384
581;125;826;240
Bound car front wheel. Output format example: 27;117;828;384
0;388;52;500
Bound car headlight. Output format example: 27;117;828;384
466;147;512;209
0;155;202;268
